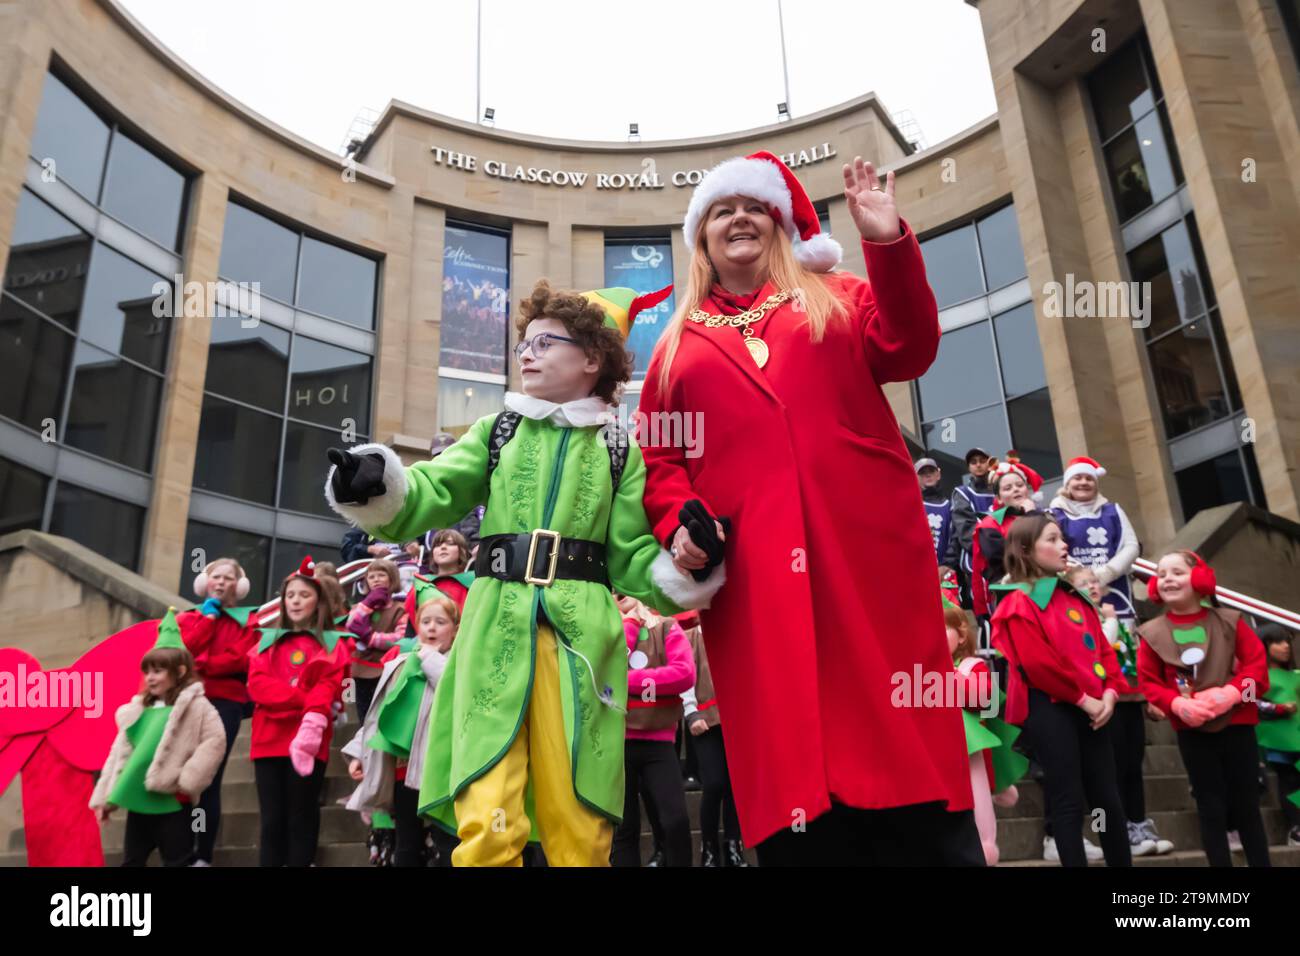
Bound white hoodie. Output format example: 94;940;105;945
1047;492;1138;586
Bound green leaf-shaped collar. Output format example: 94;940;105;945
256;628;348;654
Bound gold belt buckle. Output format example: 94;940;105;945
524;529;562;587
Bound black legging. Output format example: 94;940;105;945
392;780;425;867
1110;700;1147;824
690;724;741;845
253;757;326;867
122;809;193;866
1022;689;1131;867
194;697;245;863
1176;725;1271;867
354;676;380;726
755;800;986;866
612;739;691;867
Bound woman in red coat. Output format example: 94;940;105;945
637;151;980;865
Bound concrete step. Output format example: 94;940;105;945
1003;844;1300;867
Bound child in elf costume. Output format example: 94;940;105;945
325;280;723;867
247;557;353;867
1255;624;1300;846
990;513;1131;868
1065;564;1174;857
90;608;227;866
345;579;459;867
175;557;260;866
1137;550;1270;867
944;598;1022;866
425;528;475;615
345;558;408;725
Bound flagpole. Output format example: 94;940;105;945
777;0;791;115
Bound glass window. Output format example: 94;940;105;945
49;482;143;570
1006;388;1062;478
1087;42;1154;141
1207;310;1242;413
437;378;504;438
4;190;92;329
604;241;676;383
100;132;186;251
78;245;171;371
918;321;1000;418
204;316;290;412
269;539;321;596
1103;128;1157;222
1147;318;1233;437
192;395;281;505
440;225;509;375
218;203;298;303
288;337;371;429
28;73;111;202
0;302;75;431
922;404;1011;466
181;519;271;606
919;224;984;309
0;456;49;535
993;303;1047;398
63;342;163;471
1174;451;1253;523
280;420;350;516
297;237;377;329
1130;220;1209;339
976;206;1027;291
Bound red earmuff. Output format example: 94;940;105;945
1186;551;1217;599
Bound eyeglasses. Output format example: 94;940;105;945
514;332;580;361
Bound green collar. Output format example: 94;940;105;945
990;506;1011;524
192;604;259;627
990;576;1060;610
434;571;476;588
256;628;347;654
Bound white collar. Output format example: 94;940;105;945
503;391;613;428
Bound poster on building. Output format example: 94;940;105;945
440;225;510;376
604;241;676;383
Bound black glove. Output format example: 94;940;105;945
677;500;731;582
327;448;388;505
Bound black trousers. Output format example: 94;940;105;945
354;676;380;726
254;757;326;867
1110;700;1148;824
691;724;741;845
392;781;425;867
1177;725;1271;867
122;809;193;867
1022;689;1131;868
1271;756;1300;829
755;800;986;866
193;697;245;863
612;739;692;867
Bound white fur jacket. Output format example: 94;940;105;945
89;682;227;810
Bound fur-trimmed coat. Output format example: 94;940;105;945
89;682;226;810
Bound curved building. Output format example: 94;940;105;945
1;0;1298;602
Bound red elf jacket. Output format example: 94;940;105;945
991;576;1122;726
246;628;351;760
177;606;259;704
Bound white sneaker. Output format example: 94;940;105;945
1127;822;1157;857
1287;826;1300;847
1043;835;1103;862
1227;830;1242;851
1140;818;1175;855
189;859;210;867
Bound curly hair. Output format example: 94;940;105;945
515;280;633;403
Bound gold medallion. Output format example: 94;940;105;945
744;335;770;368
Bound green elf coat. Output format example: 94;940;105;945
325;394;724;834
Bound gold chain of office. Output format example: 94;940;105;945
686;289;792;368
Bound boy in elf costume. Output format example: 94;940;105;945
325;280;724;867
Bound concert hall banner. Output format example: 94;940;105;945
604;241;676;383
441;225;510;376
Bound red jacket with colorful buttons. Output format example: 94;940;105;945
246;628;352;760
991;576;1123;726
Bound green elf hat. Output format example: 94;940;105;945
403;574;442;623
581;285;674;340
154;606;186;651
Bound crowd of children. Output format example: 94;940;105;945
922;449;1296;867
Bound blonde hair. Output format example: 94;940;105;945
653;215;849;393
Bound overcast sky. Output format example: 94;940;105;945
120;0;998;153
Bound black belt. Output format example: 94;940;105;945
474;531;608;587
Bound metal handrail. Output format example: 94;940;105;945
251;558;375;628
1131;557;1300;631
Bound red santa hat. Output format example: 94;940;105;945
1062;456;1107;483
991;459;1044;501
682;150;843;273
